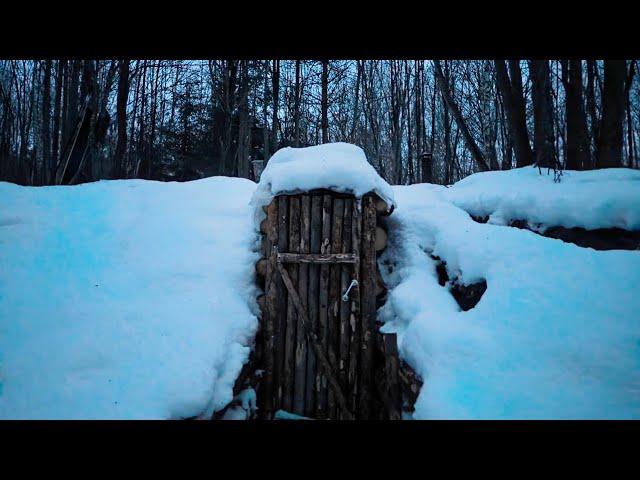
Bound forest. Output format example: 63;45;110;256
0;59;638;187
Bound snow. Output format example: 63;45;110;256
1;163;639;420
273;409;314;420
220;388;257;420
444;166;640;231
251;143;395;211
0;177;260;419
380;173;640;419
221;405;249;420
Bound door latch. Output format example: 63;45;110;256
342;279;359;302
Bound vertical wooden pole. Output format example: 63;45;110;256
262;199;279;418
359;195;377;419
305;194;322;417
316;194;332;418
274;195;289;411
338;198;352;419
328;197;344;418
283;195;300;412
348;198;362;417
293;194;310;415
383;333;401;420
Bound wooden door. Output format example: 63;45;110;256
261;192;378;420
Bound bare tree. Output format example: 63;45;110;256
529;60;557;170
562;60;590;170
494;60;532;167
433;60;489;172
113;60;130;178
597;60;626;168
321;60;329;144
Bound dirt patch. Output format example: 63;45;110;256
431;254;487;311
508;219;640;251
468;213;640;251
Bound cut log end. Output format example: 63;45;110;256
257;294;266;312
256;258;267;278
375;226;387;252
374;196;393;216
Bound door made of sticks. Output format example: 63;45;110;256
260;192;379;420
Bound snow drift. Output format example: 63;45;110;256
445;167;640;231
0;177;259;419
1;161;638;419
380;167;640;419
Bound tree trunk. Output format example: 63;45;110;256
294;60;301;147
271;60;280;156
321;60;329;144
41;60;52;185
51;60;64;180
597;60;626;168
433;60;490;172
349;60;362;142
63;60;81;150
586;60;599;166
529;60;557;170
624;61;636;168
113;60;129;178
237;60;250;178
563;60;591;170
494;60;533;168
479;61;498;170
262;60;270;161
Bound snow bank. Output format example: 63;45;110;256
0;177;259;419
251;143;394;211
380;179;640;419
445;167;640;231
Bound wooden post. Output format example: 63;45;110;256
274;195;289;411
316;194;332;418
293;195;310;415
421;152;433;184
348;198;362;417
328;197;344;418
338;199;352;419
251;160;265;181
306;194;322;417
283;196;300;412
359;195;377;418
262;199;278;418
383;333;401;420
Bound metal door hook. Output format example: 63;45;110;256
342;279;359;302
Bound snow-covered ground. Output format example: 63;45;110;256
1;161;638;419
380;167;640;419
0;177;259;419
444;167;640;231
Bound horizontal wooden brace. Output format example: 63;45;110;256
277;253;357;264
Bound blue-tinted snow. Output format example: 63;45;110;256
380;171;640;419
0;177;259;419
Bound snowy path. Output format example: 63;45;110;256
0;178;259;419
381;179;640;419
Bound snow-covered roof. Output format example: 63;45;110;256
250;143;395;211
